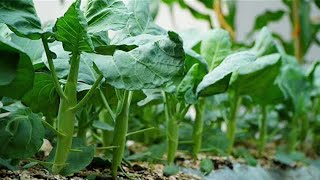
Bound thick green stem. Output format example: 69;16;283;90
167;114;179;165
162;91;177;165
258;105;267;156
111;91;133;179
227;94;241;155
192;98;205;158
52;53;80;174
288;115;299;152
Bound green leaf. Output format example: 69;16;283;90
0;108;45;159
22;73;59;117
250;27;278;57
250;10;285;33
113;0;165;41
95;31;184;90
163;165;179;176
48;138;95;176
278;64;311;114
92;120;114;131
137;89;162;106
200;158;213;175
316;0;320;8
176;64;202;104
54;0;93;53
0;37;34;99
200;29;232;70
185;49;208;74
299;0;313;55
85;0;130;33
0;158;17;171
231;54;283;105
150;0;160;19
10;34;44;69
196;52;256;96
0;0;43;39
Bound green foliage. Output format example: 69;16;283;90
0;108;44;159
197;52;256;96
200;158;213;175
48;138;95;176
0;0;320;178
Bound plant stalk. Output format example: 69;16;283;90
111;91;133;179
300;114;308;146
227;94;241;155
52;53;80;174
288;115;299;152
192;98;205;158
258;105;267;156
41;36;67;100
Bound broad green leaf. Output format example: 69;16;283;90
0;23;12;40
92;121;114;131
85;0;130;33
10;34;44;69
299;0;313;55
54;0;93;53
163;165;179;176
150;0;160;19
196;52;256;96
22;73;59;117
0;108;44;159
278;64;311;114
201;29;232;70
95;31;184;90
0;37;34;99
231;54;283;105
0;158;17;171
113;0;165;41
250;27;278;57
137;89;162;106
250;10;285;33
48;138;95;176
185;49;208;74
176;64;203;104
316;0;320;8
200;158;213;175
0;0;42;39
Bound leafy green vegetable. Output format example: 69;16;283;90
85;0;130;33
0;37;34;99
201;29;232;70
54;0;93;53
0;0;43;39
197;52;256;96
0;108;44;159
200;158;213;175
95;32;184;90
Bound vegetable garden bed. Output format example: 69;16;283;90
0;0;320;179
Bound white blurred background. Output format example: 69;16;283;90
34;0;320;61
